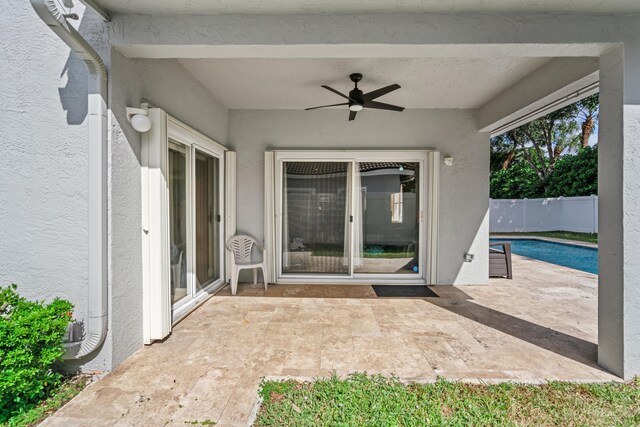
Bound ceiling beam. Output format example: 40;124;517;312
116;43;613;60
109;13;638;57
477;57;600;135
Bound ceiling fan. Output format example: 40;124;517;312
306;73;404;121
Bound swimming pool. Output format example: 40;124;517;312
490;238;598;274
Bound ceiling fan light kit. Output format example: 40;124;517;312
306;73;404;121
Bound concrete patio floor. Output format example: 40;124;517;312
44;255;618;426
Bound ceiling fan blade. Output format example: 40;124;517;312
322;85;356;102
349;110;357;121
365;100;405;112
363;84;401;101
305;102;349;111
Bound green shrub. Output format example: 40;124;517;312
0;284;73;422
490;161;545;199
545;145;598;197
490;146;598;199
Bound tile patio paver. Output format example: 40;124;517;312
44;255;618;426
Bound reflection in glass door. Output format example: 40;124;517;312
282;161;351;275
195;151;220;291
168;143;189;305
353;162;420;275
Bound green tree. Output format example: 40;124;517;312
490;133;517;172
490;94;599;197
577;94;599;149
504;104;579;189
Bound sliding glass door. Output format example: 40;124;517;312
282;162;351;275
168;130;225;315
353;162;420;275
277;153;428;281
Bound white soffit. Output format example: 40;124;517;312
96;0;640;15
178;57;551;110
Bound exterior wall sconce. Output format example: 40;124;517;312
443;156;454;166
464;253;474;262
126;106;152;132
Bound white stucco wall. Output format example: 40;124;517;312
0;2;115;371
0;2;85;300
227;109;489;285
0;1;229;372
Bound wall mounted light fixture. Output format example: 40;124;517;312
126;106;152;133
443;156;454;166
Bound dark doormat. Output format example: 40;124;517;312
372;285;439;298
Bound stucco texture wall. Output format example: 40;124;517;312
227;109;489;285
0;1;230;372
0;2;114;371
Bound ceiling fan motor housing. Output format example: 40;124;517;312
305;72;403;120
349;73;364;107
348;88;364;107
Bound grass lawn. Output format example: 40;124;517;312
256;374;639;426
490;231;598;244
1;375;89;427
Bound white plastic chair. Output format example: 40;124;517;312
225;235;268;295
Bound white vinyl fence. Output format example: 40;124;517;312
490;195;598;234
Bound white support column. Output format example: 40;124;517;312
598;43;640;379
224;151;237;281
263;152;278;283
591;195;597;235
141;109;172;344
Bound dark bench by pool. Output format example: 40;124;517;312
489;241;513;279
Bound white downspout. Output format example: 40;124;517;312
30;0;108;359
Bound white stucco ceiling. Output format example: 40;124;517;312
178;57;551;110
96;0;640;14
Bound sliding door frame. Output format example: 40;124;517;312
142;107;231;345
273;150;437;285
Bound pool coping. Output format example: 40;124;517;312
490;235;598;249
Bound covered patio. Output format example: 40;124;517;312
17;0;639;401
44;256;617;426
97;6;638;380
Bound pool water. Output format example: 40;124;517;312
490;238;598;274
